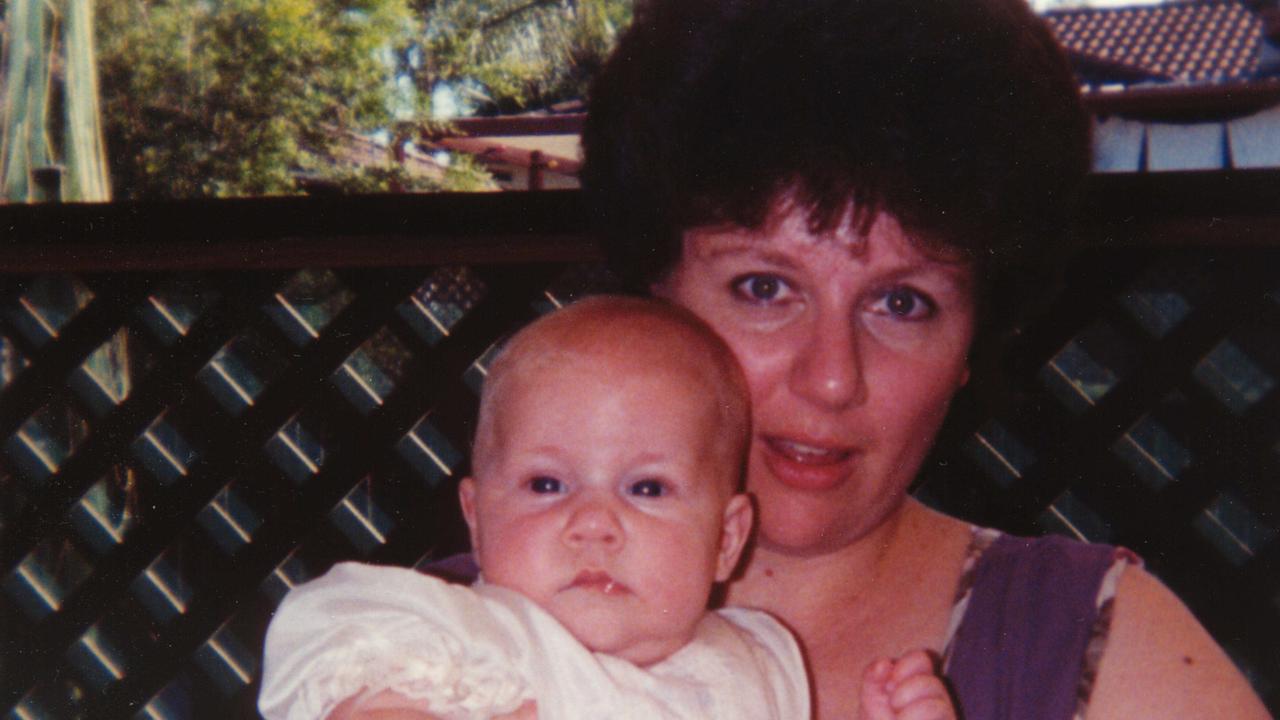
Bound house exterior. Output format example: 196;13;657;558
1043;0;1280;171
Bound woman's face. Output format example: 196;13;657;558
655;207;976;555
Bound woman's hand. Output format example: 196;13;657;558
326;690;537;720
859;650;955;720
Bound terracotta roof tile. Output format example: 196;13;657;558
1045;0;1265;83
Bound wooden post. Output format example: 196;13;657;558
32;165;64;202
529;150;545;191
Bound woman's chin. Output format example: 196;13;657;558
753;501;856;556
752;487;909;557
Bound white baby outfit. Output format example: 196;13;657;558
259;562;810;720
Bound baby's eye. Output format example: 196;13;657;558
731;274;793;304
627;478;668;498
528;476;565;494
870;286;935;321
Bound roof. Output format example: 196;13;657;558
421;3;1280;182
425;114;582;191
1044;0;1278;85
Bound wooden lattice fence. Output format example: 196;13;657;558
1;179;1278;718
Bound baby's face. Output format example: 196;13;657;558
460;350;751;667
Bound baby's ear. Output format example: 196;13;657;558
458;477;481;552
715;494;754;582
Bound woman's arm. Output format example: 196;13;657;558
1087;566;1271;719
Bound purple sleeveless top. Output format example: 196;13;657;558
944;532;1132;720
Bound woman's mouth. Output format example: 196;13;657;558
761;436;856;490
567;570;630;595
768;437;852;464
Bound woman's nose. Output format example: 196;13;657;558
562;500;623;549
788;311;866;411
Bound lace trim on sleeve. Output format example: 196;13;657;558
940;526;1001;670
295;623;529;720
1071;547;1141;720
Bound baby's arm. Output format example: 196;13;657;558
259;564;532;720
326;691;537;720
859;650;955;720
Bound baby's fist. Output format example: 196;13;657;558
859;649;955;720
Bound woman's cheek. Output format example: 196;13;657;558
725;331;789;394
861;319;918;354
868;316;973;376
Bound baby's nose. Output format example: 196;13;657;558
563;501;623;548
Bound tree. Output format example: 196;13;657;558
89;0;631;199
410;0;630;116
95;0;432;197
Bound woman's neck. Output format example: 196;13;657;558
727;499;973;720
727;499;968;632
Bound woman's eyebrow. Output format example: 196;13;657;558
694;239;802;269
877;261;976;294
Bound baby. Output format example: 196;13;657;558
259;296;954;720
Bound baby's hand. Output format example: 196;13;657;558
859;650;955;720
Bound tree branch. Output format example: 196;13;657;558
482;0;564;31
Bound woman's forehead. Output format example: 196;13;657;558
683;212;973;274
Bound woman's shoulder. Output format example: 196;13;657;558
1086;565;1271;719
977;530;1137;581
944;530;1137;720
943;525;1136;617
951;531;1270;718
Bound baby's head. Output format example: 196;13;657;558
460;296;753;666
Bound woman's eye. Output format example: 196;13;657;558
628;479;667;498
528;476;565;494
872;287;935;320
731;274;791;303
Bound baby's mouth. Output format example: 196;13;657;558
568;570;630;595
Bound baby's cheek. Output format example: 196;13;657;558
479;540;536;593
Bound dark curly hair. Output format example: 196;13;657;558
581;0;1091;293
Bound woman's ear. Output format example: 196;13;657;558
458;477;481;555
715;494;755;582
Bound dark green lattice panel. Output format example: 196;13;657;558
0;262;619;719
918;245;1280;711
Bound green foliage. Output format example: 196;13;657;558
414;0;630;114
325;151;494;193
90;0;630;198
96;0;422;197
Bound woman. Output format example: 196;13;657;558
580;0;1272;718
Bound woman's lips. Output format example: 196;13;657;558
760;435;855;491
567;570;630;596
